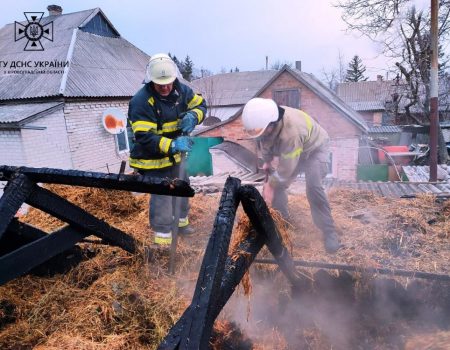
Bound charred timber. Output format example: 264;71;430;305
0;174;33;240
239;185;302;287
0;225;87;285
178;177;241;350
0;166;194;197
254;259;450;282
26;184;138;253
158;232;266;350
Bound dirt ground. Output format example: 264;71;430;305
0;184;449;349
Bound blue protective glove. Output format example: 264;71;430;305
180;112;198;134
171;136;193;153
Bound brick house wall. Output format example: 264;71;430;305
201;71;364;181
64;99;130;173
21;108;73;169
0;130;26;166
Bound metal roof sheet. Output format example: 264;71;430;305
368;125;403;134
192;70;278;106
0;102;62;124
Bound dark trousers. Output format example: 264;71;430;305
273;144;336;236
140;163;189;233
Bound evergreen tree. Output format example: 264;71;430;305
345;55;368;82
182;55;194;81
168;53;184;76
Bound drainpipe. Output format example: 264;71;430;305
429;0;438;181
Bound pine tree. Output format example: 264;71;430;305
168;53;184;77
345;55;368;82
182;55;194;81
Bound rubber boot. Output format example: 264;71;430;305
323;231;341;254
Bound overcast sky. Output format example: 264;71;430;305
0;0;434;81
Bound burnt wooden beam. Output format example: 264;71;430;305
0;225;86;285
25;184;138;253
254;258;450;282
0;174;33;240
179;177;241;350
6;219;47;241
0;166;194;196
0;219;47;256
158;229;266;350
239;185;302;287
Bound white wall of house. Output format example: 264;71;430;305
330;137;360;181
22;108;73;169
0;130;26;166
64;100;130;173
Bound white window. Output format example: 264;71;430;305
115;130;129;153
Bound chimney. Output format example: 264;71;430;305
377;75;383;82
295;61;302;71
47;5;63;16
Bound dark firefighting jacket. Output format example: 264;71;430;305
128;79;206;170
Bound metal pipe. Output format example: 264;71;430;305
254;258;450;282
429;0;439;181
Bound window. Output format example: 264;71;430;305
115;130;129;153
273;89;300;108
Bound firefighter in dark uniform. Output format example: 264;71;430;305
128;53;206;246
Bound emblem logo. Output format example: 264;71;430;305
15;12;53;51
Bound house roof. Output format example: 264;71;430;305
368;125;403;134
0;8;149;101
210;141;257;171
191;70;278;106
337;77;450;113
336;80;396;112
0;102;63;126
195;66;368;135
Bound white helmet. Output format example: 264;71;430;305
242;98;279;138
145;53;177;85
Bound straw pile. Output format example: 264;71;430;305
0;183;449;349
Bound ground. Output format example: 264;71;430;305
0;184;449;349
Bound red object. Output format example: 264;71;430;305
378;146;410;165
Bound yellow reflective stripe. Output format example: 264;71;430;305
302;112;313;141
191;108;204;124
178;217;189;228
148;96;155;106
281;147;303;160
132;120;179;134
131;120;157;133
187;94;203;109
154;236;172;245
159;137;172;154
162;121;178;133
129;153;182;169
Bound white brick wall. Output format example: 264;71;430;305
330;137;360;181
0;130;26;166
22;108;73;169
64;100;130;173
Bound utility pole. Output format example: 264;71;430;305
429;0;439;181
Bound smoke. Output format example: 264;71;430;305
220;268;450;349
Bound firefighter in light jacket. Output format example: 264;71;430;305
242;98;341;253
128;53;206;246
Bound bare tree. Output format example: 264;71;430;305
270;60;293;70
335;0;450;162
321;51;347;90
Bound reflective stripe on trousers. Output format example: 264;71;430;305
140;163;190;234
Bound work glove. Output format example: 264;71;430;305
263;182;275;206
180;112;198;134
170;136;193;153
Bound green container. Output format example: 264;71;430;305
186;137;223;176
357;164;389;182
